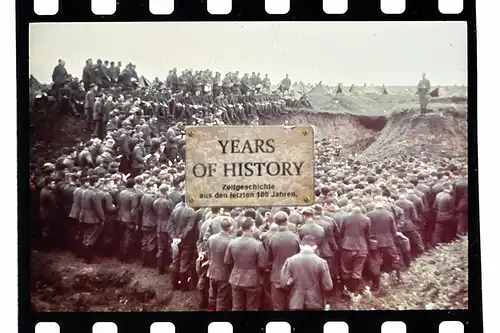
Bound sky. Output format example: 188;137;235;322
29;22;467;86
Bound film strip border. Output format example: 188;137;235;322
27;0;470;20
35;321;467;333
27;311;476;332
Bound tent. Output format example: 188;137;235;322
29;75;44;94
335;83;352;95
306;82;332;109
138;75;152;88
307;81;326;96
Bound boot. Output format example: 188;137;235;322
171;272;180;290
198;289;208;310
179;272;189;292
84;245;94;264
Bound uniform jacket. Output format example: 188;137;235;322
314;216;338;256
69;186;86;220
339;212;370;253
131;144;146;169
298;220;325;253
224;234;267;287
166;203;196;244
207;231;233;281
433;191;455;222
40;188;58;220
100;189;116;219
280;248;333;310
93;99;103;121
203;214;238;251
117;188;139;224
267;227;300;283
366;207;397;247
394;198;418;231
153;196;174;233
79;187;105;224
141;192;157;228
84;90;96;109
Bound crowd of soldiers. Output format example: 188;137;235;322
44;59;312;124
31;131;468;311
30;60;468;311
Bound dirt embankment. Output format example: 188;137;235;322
265;108;467;159
30;237;468;311
30;106;468;165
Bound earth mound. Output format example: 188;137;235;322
345;237;468;310
30;104;468;165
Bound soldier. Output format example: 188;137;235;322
84;84;97;131
417;73;431;115
202;208;238;251
69;176;88;257
167;198;197;291
131;138;146;177
39;177;59;252
313;204;338;292
405;187;427;243
92;94;104;137
281;74;291;93
394;193;425;260
452;176;468;235
224;217;267;311
154;184;174;275
366;201;401;285
108;61;118;84
298;207;325;254
140;181;158;267
117;178;140;263
262;74;271;91
266;211;300;310
79;175;106;263
432;183;456;245
59;174;78;250
98;178;117;256
280;235;333;311
339;205;370;293
82;59;93;90
206;218;234;311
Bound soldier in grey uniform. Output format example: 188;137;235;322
366;201;401;285
280;235;333;310
140;181;158;267
224;217;267;311
69;176;88;257
394;193;425;260
153;184;174;275
117;178;140;263
417;72;431;115
202;208;238;251
339;205;370;293
312;204;338;292
79;175;106;263
167;197;197;291
206;218;234;311
267;211;300;310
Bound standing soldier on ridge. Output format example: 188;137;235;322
417;72;431;116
